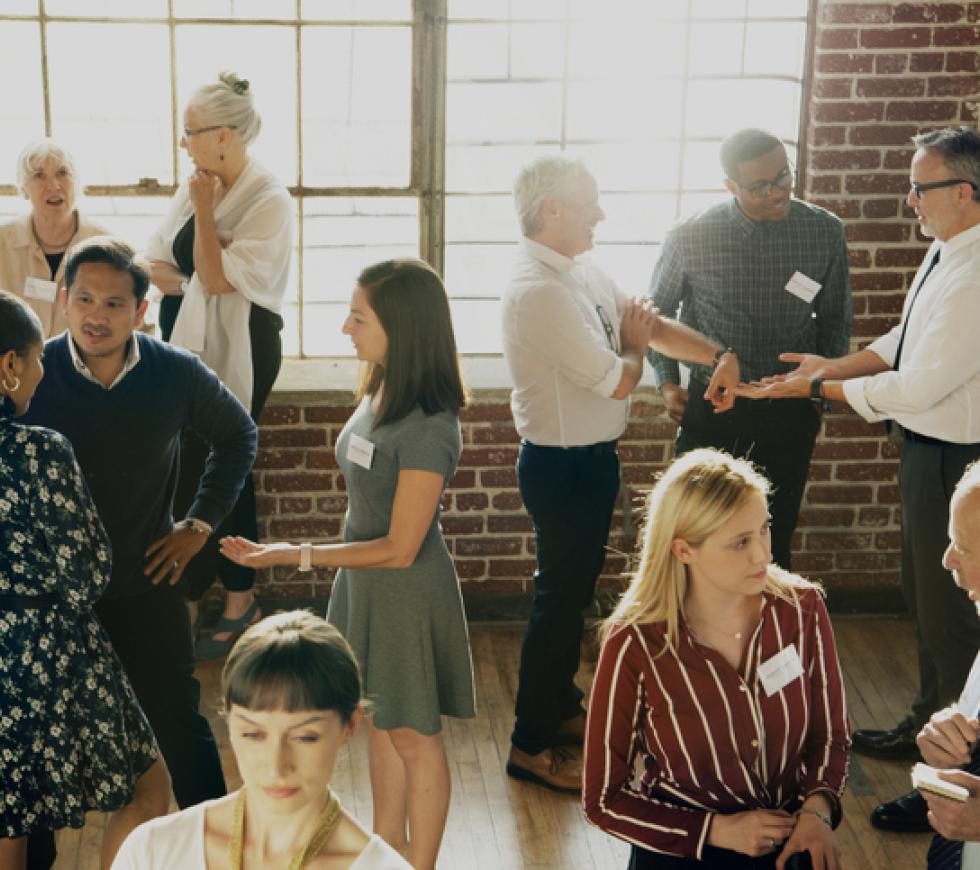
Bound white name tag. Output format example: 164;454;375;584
346;433;375;469
784;271;822;304
957;652;980;718
23;276;58;303
758;645;805;697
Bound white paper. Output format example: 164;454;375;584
758;645;805;697
784;271;822;304
23;276;58;303
957;651;980;718
912;762;970;802
346;433;375;469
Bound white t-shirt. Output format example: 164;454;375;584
111;799;411;869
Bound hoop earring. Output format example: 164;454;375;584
1;375;20;394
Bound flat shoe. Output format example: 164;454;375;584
193;601;260;661
506;745;581;794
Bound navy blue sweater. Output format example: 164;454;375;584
23;333;258;599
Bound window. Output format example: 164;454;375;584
0;0;811;358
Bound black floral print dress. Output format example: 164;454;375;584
0;405;158;837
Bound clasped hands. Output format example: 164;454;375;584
917;706;980;842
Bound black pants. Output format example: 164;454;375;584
172;303;283;601
629;845;782;869
511;440;620;755
676;381;821;570
26;584;225;867
900;436;980;725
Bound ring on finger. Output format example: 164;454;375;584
769;838;777;850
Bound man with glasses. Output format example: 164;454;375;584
648;128;853;570
502;155;741;793
736;126;980;834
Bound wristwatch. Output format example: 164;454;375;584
712;346;735;367
809;377;824;401
298;542;313;572
179;278;189;295
174;517;213;536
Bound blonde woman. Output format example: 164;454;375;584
583;449;850;870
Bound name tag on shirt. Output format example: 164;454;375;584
957;652;980;718
23;276;58;303
784;271;822;304
758;645;805;697
346;433;375;469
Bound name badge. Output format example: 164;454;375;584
758;645;805;697
346;433;375;469
784;271;821;304
24;276;58;303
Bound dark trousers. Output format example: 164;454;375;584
676;381;821;570
26;584;225;867
901;437;980;725
629;845;782;869
172;304;283;601
511;440;620;755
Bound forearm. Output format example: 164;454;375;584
149;260;187;296
193;209;237;295
286;535;421;570
611;348;645;400
650;318;721;368
822;347;890;380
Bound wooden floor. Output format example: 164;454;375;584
55;617;932;869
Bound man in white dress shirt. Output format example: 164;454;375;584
738;126;980;832
502;155;741;792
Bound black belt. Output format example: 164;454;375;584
522;438;618;456
0;591;59;609
904;429;955;448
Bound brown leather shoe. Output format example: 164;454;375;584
555;712;587;746
506;745;582;794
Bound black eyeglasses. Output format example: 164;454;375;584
595;305;619;353
738;167;794;199
909;178;979;198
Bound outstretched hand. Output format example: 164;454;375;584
219;536;295;568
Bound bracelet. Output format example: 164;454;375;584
809;377;824;401
795;807;832;828
298;542;313;572
712;346;735;367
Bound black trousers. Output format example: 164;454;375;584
511;440;620;755
172;303;283;601
675;381;821;571
26;584;225;867
900;436;980;725
629;845;782;869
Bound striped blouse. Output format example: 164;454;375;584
582;588;851;861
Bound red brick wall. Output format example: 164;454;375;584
250;0;980;617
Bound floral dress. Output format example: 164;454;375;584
0;407;158;837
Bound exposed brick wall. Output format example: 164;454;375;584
250;0;980;617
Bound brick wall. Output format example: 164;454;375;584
250;0;980;618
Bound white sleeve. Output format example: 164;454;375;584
110;823;152;870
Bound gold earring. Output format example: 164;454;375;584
1;375;20;393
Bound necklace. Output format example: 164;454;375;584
31;214;77;253
228;788;342;870
689;617;744;641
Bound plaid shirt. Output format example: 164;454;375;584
647;199;852;386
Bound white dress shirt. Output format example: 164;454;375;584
843;221;980;443
501;238;629;446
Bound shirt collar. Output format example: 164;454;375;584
939;219;980;258
521;237;575;274
67;331;140;390
726;197;797;238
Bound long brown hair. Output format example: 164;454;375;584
355;259;467;428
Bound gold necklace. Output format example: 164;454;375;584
228;788;342;870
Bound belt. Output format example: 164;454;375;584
522;439;618;456
0;591;59;609
904;429;955;448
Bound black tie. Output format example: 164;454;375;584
894;248;941;373
927;746;980;869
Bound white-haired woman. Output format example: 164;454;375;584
0;139;110;337
583;449;851;870
146;72;294;658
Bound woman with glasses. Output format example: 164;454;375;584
146;71;294;659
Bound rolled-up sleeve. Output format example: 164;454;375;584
515;280;623;398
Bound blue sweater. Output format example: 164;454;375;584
23;333;258;599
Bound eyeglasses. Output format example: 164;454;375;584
182;124;236;139
738;167;794;199
908;178;979;198
595;304;619;353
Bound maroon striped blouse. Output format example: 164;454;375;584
582;588;851;861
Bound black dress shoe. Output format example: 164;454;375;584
870;789;933;833
852;718;921;760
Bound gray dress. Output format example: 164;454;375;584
327;398;476;734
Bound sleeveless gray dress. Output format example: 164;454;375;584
327;398;476;734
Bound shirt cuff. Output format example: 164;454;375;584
595;356;625;398
842;377;888;423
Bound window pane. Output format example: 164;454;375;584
567;79;682;141
685;79;801;140
744;22;806;77
301;27;411;188
592;244;658;297
302;0;411;21
445;195;517;244
692;0;746;17
0;22;44;185
447;82;563;144
600;194;684;242
446;144;548;193
568;19;687;80
175;25;298;186
447;23;508;80
47;23;172;187
45;0;165;14
681;141;726;189
749;0;808;16
449;0;566;20
451;299;502;354
688;22;745;76
173;0;295;19
444;244;512;303
575;143;682;192
81;195;170;253
510;23;565;79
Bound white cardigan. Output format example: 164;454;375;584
146;158;293;408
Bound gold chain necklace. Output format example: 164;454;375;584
228;788;342;870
